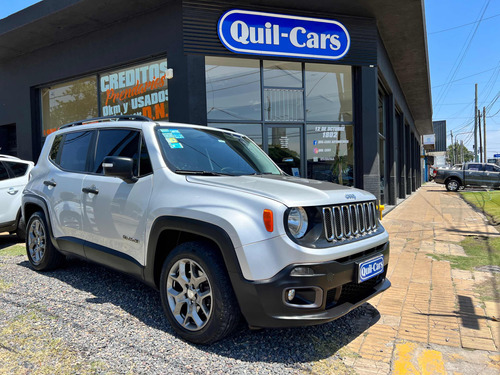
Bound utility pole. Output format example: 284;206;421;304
478;109;482;162
474;83;478;162
450;130;454;165
461;140;464;163
483;106;487;162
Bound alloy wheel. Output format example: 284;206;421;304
166;259;213;331
28;218;46;265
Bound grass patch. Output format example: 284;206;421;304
0;310;109;374
460;190;500;224
0;244;25;257
429;236;500;271
475;273;500;302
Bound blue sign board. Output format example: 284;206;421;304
494;154;500;158
218;10;350;60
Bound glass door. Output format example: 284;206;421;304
265;125;303;177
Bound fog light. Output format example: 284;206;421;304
287;289;296;301
290;266;315;276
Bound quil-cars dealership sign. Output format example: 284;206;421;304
218;10;350;60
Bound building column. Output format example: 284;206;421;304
354;66;380;201
386;94;397;205
405;124;412;195
397;113;406;198
411;135;417;191
168;53;207;126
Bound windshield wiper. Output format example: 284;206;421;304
175;170;232;176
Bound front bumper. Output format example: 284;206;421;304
231;241;390;328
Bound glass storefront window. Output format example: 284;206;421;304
206;57;261;121
263;61;302;88
41;76;98;136
205;57;354;182
305;64;352;122
208;123;262;147
99;58;168;121
306;125;354;186
264;88;304;122
267;126;302;177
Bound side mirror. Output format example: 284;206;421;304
102;156;137;183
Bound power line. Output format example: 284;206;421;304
431;66;499;88
428;13;500;35
433;0;491;113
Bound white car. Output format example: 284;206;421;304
0;155;34;239
23;115;390;344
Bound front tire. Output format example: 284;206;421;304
446;178;460;192
26;211;64;271
159;242;241;344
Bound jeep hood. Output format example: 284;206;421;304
186;174;376;207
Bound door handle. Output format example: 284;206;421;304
7;188;18;195
43;180;57;187
82;187;99;195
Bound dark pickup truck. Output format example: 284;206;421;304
434;162;500;191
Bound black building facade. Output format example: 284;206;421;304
0;0;432;205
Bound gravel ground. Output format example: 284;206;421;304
0;236;379;375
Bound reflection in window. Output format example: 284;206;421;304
268;127;301;177
41;76;98;137
93;130;140;174
59;131;93;172
264;88;304;122
305;64;352;122
99;58;168;121
5;162;29;177
306;125;354;186
263;61;302;88
206;57;261;121
208;123;262;147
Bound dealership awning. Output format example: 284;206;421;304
0;0;432;134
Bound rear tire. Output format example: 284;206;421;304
446;179;460;192
159;241;241;344
26;211;64;271
15;215;26;241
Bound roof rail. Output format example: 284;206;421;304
59;115;154;130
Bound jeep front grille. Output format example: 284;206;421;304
322;201;378;242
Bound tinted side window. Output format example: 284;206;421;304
139;137;153;176
467;164;482;171
485;165;495;172
49;135;63;164
0;162;8;180
93;130;140;174
59;131;93;172
6;162;29;177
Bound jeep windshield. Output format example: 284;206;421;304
156;127;282;176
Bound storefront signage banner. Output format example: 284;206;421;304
218;10;350;60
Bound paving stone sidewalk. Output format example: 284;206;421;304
345;184;500;375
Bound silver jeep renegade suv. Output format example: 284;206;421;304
23;115;390;344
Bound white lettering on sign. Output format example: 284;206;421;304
218;10;350;60
100;62;168;92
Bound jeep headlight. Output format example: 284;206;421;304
287;207;308;239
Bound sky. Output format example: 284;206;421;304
1;0;499;159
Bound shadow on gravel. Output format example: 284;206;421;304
0;234;22;250
16;257;380;364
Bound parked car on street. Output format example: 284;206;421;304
22;115;390;344
0;155;34;239
434;162;500;191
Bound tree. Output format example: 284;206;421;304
447;142;474;164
